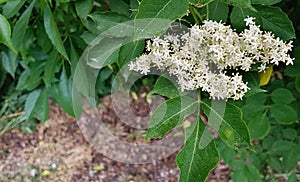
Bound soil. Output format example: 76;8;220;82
0;87;232;182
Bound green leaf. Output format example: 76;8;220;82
271;88;295;104
53;67;74;116
222;0;253;9
70;39;79;76
270;104;297;124
130;0;139;17
1;50;18;78
230;6;295;40
220;147;236;164
230;159;245;171
118;40;145;68
247;112;270;140
285;60;300;77
283;128;298;140
25;89;42;119
0;14;17;53
176;118;219;182
12;0;36;52
16;64;44;91
243;72;266;97
271;140;294;154
146;96;197;140
135;0;189;20
150;76;181;99
295;76;300;94
189;0;213;5
43;50;59;87
109;0;131;16
242;164;261;181
75;0;93;19
208;0;229;22
43;3;69;60
87;36;125;68
36;21;52;52
282;148;298;171
3;0;26;18
202;100;251;148
251;0;282;5
85;12;130;34
269;156;283;171
35;88;49;122
0;62;7;88
288;173;297;182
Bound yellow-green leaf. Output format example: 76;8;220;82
93;165;105;171
259;65;273;86
41;170;50;176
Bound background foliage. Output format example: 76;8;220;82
0;0;299;181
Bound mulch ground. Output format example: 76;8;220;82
0;87;231;182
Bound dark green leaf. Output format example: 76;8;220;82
295;76;300;94
34;88;49;122
43;50;59;87
202;100;251;148
222;0;253;9
208;0;229;22
130;0;139;17
0;14;17;53
16;64;43;91
189;0;213;5
270;104;297;124
243;72;266;97
230;6;295;40
44;3;69;60
247;112;270;140
12;0;36;52
146;96;197;140
271;88;295;104
25;89;42;119
85;12;130;34
150;76;181;99
285;60;300;77
251;0;282;5
109;0;131;16
282;128;297;140
3;0;26;18
55;67;75;116
70;39;79;76
37;21;52;52
118;40;145;68
135;0;189;20
176;118;219;182
75;0;93;19
1;50;18;78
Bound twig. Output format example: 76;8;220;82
0;111;25;122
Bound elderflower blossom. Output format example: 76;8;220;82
128;17;294;100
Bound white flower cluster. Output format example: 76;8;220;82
128;17;294;100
